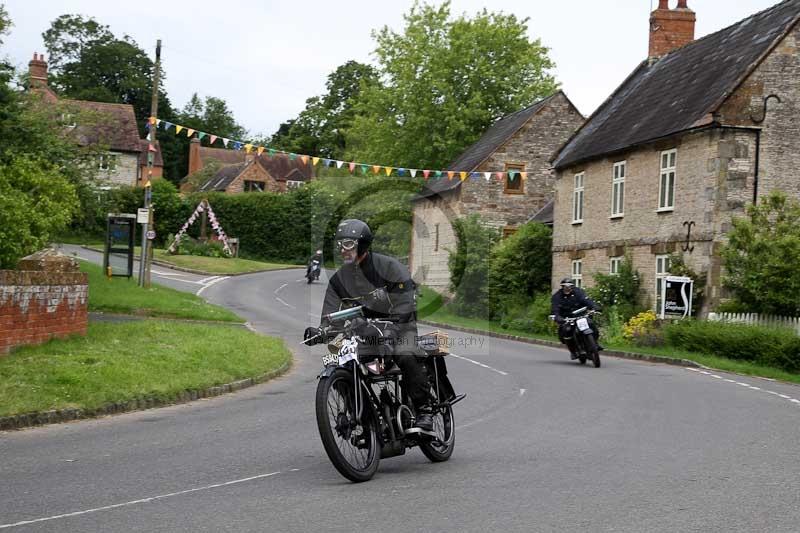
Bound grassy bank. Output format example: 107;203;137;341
81;260;241;321
0;321;291;417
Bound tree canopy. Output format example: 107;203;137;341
346;1;559;169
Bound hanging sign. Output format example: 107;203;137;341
660;276;694;319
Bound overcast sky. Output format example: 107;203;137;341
3;0;784;138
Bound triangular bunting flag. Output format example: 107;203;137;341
289;153;297;160
496;172;504;180
447;171;455;180
397;168;406;177
156;119;161;127
484;172;491;181
349;162;356;173
520;172;528;180
435;171;442;178
222;138;229;147
268;148;276;156
198;132;207;140
209;135;217;144
187;128;195;137
149;116;156;125
163;121;173;130
423;170;430;179
338;160;345;169
322;158;331;167
175;125;184;135
257;146;265;156
508;171;517;180
244;144;253;154
384;167;393;176
361;164;369;175
459;172;467;181
148;143;156;152
312;157;320;166
233;141;243;150
410;169;418;178
300;155;309;165
372;165;380;175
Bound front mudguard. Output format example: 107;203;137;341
317;364;338;379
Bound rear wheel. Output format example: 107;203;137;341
419;392;455;462
315;368;379;482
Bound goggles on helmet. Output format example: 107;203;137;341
337;238;358;252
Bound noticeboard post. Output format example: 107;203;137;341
105;213;136;277
659;276;694;319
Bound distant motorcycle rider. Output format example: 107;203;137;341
551;277;602;358
308;219;433;431
306;249;323;278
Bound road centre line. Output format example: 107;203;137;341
449;352;507;376
0;471;283;529
274;283;288;294
686;368;800;407
276;297;296;309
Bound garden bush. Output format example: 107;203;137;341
664;319;800;372
447;215;498;318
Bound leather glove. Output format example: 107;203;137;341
304;327;323;345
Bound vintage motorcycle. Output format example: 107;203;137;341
303;306;464;482
552;306;602;368
306;259;321;284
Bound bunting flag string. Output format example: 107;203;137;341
147;116;533;183
168;199;233;256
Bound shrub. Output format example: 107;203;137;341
447;215;498;318
499;293;557;336
487;222;552;319
588;252;643;322
664;319;800;372
622;310;664;346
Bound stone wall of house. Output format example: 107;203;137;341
226;162;279;193
460;92;585;230
410;194;462;294
552;128;757;313
101;152;139;187
717;24;800;200
0;250;88;355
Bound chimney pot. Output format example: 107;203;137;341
658;0;669;8
649;0;696;58
677;0;688;8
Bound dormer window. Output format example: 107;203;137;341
286;180;304;189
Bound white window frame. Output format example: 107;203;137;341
572;172;585;224
286;180;304;189
658;149;676;211
572;259;583;288
98;153;116;172
61;112;76;129
611;161;625;218
655;254;671;311
610;256;623;275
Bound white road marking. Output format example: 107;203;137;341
686;368;800;407
449;352;507;376
520;388;526;396
276;297;296;309
274;283;288;294
197;276;220;285
196;276;229;296
151;269;186;277
0;471;282;529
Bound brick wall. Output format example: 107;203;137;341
226;160;280;193
0;251;88;355
100;152;140;187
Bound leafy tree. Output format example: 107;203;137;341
588;251;643;322
270;61;378;159
448;215;499;318
41;14;113;74
721;191;800;316
346;1;558;169
487;222;552;318
0;156;78;268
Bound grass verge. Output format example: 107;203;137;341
0;321;291;417
417;286;800;385
82;260;241;322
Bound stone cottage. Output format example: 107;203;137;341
27;53;163;187
410;91;584;293
180;138;313;194
550;0;800;314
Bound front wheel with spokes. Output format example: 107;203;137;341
419;401;455;462
315;368;380;482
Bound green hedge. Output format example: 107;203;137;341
665;319;800;372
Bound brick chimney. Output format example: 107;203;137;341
649;0;696;59
28;53;49;89
188;138;203;175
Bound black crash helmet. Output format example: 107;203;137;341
335;219;373;256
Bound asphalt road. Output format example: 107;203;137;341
2;254;800;532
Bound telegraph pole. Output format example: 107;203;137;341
139;39;161;287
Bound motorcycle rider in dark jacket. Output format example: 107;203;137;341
307;250;323;278
311;219;433;431
551;277;602;358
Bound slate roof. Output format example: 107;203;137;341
553;0;800;169
415;92;564;200
256;154;313;182
63;100;142;153
198;163;248;192
527;199;554;225
199;146;247;166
